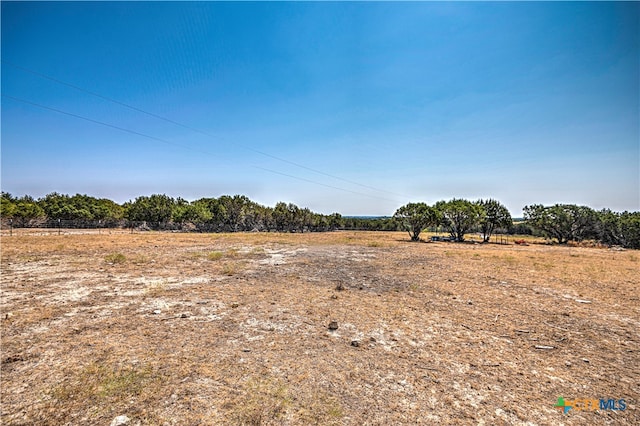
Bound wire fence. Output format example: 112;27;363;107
0;218;340;235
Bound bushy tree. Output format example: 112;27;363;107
598;209;640;249
393;202;439;241
618;212;640;249
328;213;343;231
434;199;483;242
523;204;598;244
125;194;175;223
1;192;17;218
7;195;46;226
39;193;124;221
273;202;300;232
477;199;512;242
218;195;253;231
172;201;213;224
194;198;226;227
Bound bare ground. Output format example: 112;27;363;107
1;231;638;425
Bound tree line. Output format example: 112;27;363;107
0;192;342;233
393;199;640;249
1;192;638;248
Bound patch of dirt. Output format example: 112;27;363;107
1;231;638;425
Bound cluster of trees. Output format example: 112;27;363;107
393;199;511;242
524;204;640;249
0;192;342;233
124;194;343;232
1;192;124;227
393;198;640;249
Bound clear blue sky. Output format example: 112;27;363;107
2;1;638;216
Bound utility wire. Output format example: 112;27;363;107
2;94;194;152
2;94;398;202
252;166;396;202
2;60;406;198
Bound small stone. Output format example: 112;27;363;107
152;310;161;315
351;340;360;347
565;361;572;367
328;321;338;330
582;358;590;363
231;303;239;308
110;415;130;426
369;337;376;342
180;313;189;318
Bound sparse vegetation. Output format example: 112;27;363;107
207;251;224;261
230;377;292;425
1;231;638;425
221;261;239;276
104;252;126;264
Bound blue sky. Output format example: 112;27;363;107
2;1;638;216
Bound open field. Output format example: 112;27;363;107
1;231;638;425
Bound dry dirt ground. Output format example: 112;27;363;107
1;230;638;425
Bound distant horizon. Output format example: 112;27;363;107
2;2;638;217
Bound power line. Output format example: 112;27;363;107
2;94;398;203
2;94;192;152
252;166;396;202
1;60;407;198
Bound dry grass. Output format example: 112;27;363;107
1;230;638;425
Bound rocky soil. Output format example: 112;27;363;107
1;231;638;425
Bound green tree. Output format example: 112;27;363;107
477;199;512;243
39;192;70;219
38;193;124;222
125;194;175;223
93;198;125;221
172;201;213;224
219;195;252;231
435;199;483;242
599;210;640;249
393;202;439;241
12;196;46;226
523;204;598;244
273;202;288;231
328;213;343;231
1;192;17;218
618;211;640;249
194;198;226;227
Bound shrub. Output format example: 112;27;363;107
105;253;126;264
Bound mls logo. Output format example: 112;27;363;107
555;397;627;414
599;399;627;411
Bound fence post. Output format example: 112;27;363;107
9;219;12;236
58;219;61;235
